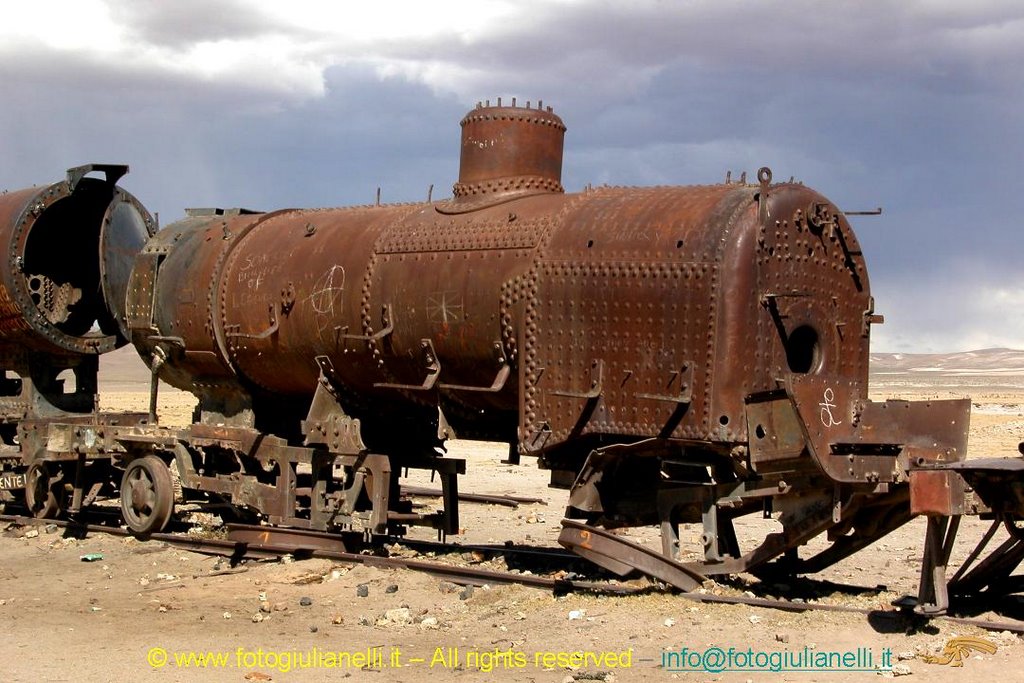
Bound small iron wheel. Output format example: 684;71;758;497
1004;513;1024;542
24;462;62;519
120;455;174;535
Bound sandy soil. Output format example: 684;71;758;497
1;371;1023;682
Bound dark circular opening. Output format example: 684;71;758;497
718;415;730;426
755;424;766;439
786;325;821;374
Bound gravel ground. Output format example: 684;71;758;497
0;376;1021;682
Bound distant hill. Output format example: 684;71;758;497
98;345;151;390
870;348;1024;376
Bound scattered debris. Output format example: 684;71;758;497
376;608;413;626
79;554;104;562
204;566;248;578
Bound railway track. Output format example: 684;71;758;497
4;511;1024;636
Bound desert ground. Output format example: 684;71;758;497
1;349;1024;682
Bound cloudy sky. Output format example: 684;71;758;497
0;0;1021;352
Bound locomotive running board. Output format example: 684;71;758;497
558;519;706;591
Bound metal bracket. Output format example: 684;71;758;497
635;363;694;404
551;359;604;399
225;302;280;340
439;342;511;393
66;164;128;191
756;166;772;224
374;339;440;391
861;296;884;336
339;304;394;343
916;515;960;615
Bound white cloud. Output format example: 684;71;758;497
2;1;1022;104
259;0;529;44
871;273;1024;353
0;1;123;52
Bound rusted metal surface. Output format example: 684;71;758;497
910;469;967;516
0;165;152;356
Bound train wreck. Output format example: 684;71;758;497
0;102;1019;617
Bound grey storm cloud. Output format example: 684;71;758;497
110;0;290;48
0;0;1021;351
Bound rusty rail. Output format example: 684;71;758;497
4;513;1024;634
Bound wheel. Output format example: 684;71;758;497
25;462;62;519
120;455;174;535
1004;513;1024;542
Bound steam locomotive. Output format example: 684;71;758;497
0;102;981;607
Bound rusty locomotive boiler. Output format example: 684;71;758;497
106;99;976;595
0;165;154;514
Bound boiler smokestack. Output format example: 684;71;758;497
453;99;566;199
